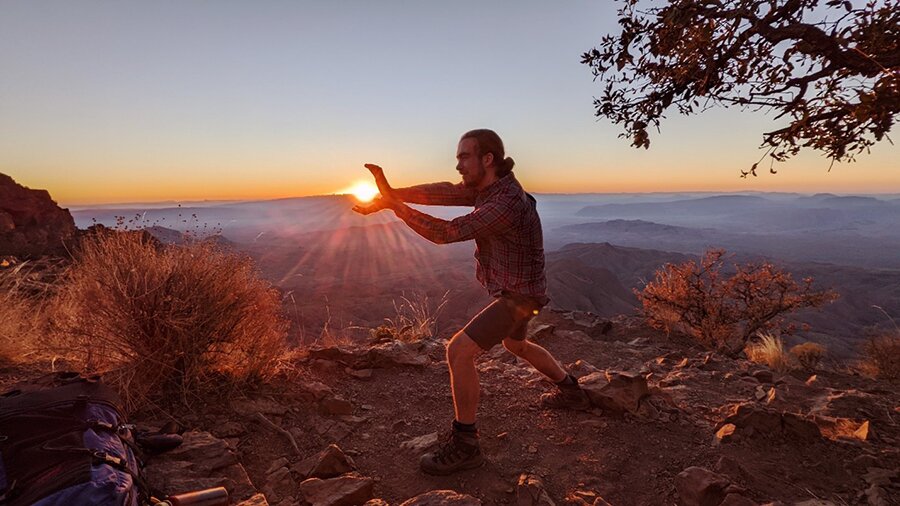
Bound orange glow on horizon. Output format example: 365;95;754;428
336;181;379;202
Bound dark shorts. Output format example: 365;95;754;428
463;291;547;350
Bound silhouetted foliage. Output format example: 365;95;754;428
582;0;900;170
637;249;838;354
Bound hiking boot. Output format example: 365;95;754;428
541;374;591;410
419;429;484;475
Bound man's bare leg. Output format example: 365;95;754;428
503;337;591;410
502;338;566;382
419;330;485;475
446;330;484;424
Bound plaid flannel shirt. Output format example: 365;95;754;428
392;173;548;303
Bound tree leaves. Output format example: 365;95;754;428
583;0;900;173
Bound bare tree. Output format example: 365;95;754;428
582;0;899;173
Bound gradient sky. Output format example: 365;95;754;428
1;1;897;205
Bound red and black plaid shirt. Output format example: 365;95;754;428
392;173;548;303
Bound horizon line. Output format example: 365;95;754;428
61;189;900;209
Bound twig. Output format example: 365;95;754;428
871;305;899;332
255;412;301;455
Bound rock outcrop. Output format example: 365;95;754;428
0;173;76;257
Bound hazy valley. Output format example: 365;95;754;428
71;190;900;358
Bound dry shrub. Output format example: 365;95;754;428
790;342;827;370
637;249;837;355
373;291;449;343
745;333;792;372
862;333;900;380
0;259;61;363
54;230;288;410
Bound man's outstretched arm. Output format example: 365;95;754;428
388;199;514;244
365;163;476;207
392;182;477;207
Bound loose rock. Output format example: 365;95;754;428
675;467;731;506
516;474;555;506
579;370;650;413
292;444;357;480
399;490;482;506
299;474;375;506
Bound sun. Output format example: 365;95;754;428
339;181;379;202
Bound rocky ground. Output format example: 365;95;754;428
23;309;884;506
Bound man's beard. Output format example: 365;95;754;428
462;166;486;188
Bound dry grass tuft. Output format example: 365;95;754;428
862;333;900;380
745;332;792;372
0;259;62;364
790;342;827;371
373;291;449;343
53;230;288;411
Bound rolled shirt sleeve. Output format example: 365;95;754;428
391;198;516;244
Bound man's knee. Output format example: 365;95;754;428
447;331;482;363
502;338;529;357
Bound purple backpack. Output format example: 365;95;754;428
0;372;145;506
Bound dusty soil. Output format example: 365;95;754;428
224;311;899;504
2;310;897;505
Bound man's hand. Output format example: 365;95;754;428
352;197;393;215
364;163;394;199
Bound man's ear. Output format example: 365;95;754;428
482;152;494;168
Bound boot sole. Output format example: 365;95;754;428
420;455;485;476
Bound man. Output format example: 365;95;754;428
353;129;590;476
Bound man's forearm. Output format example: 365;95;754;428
390;201;458;244
392;182;476;207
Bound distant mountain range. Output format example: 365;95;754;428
69;190;900;356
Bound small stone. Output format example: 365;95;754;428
235;494;269;506
517;473;555;506
528;324;556;340
751;369;774;384
399;490;482;506
347;368;374;380
319;396;354;416
675;467;731;506
292;444;357;480
299;474;374;506
262;467;296;504
399;432;439;453
266;457;290;475
579;370;650;414
714;424;737;445
297;381;335;402
754;386;767;401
